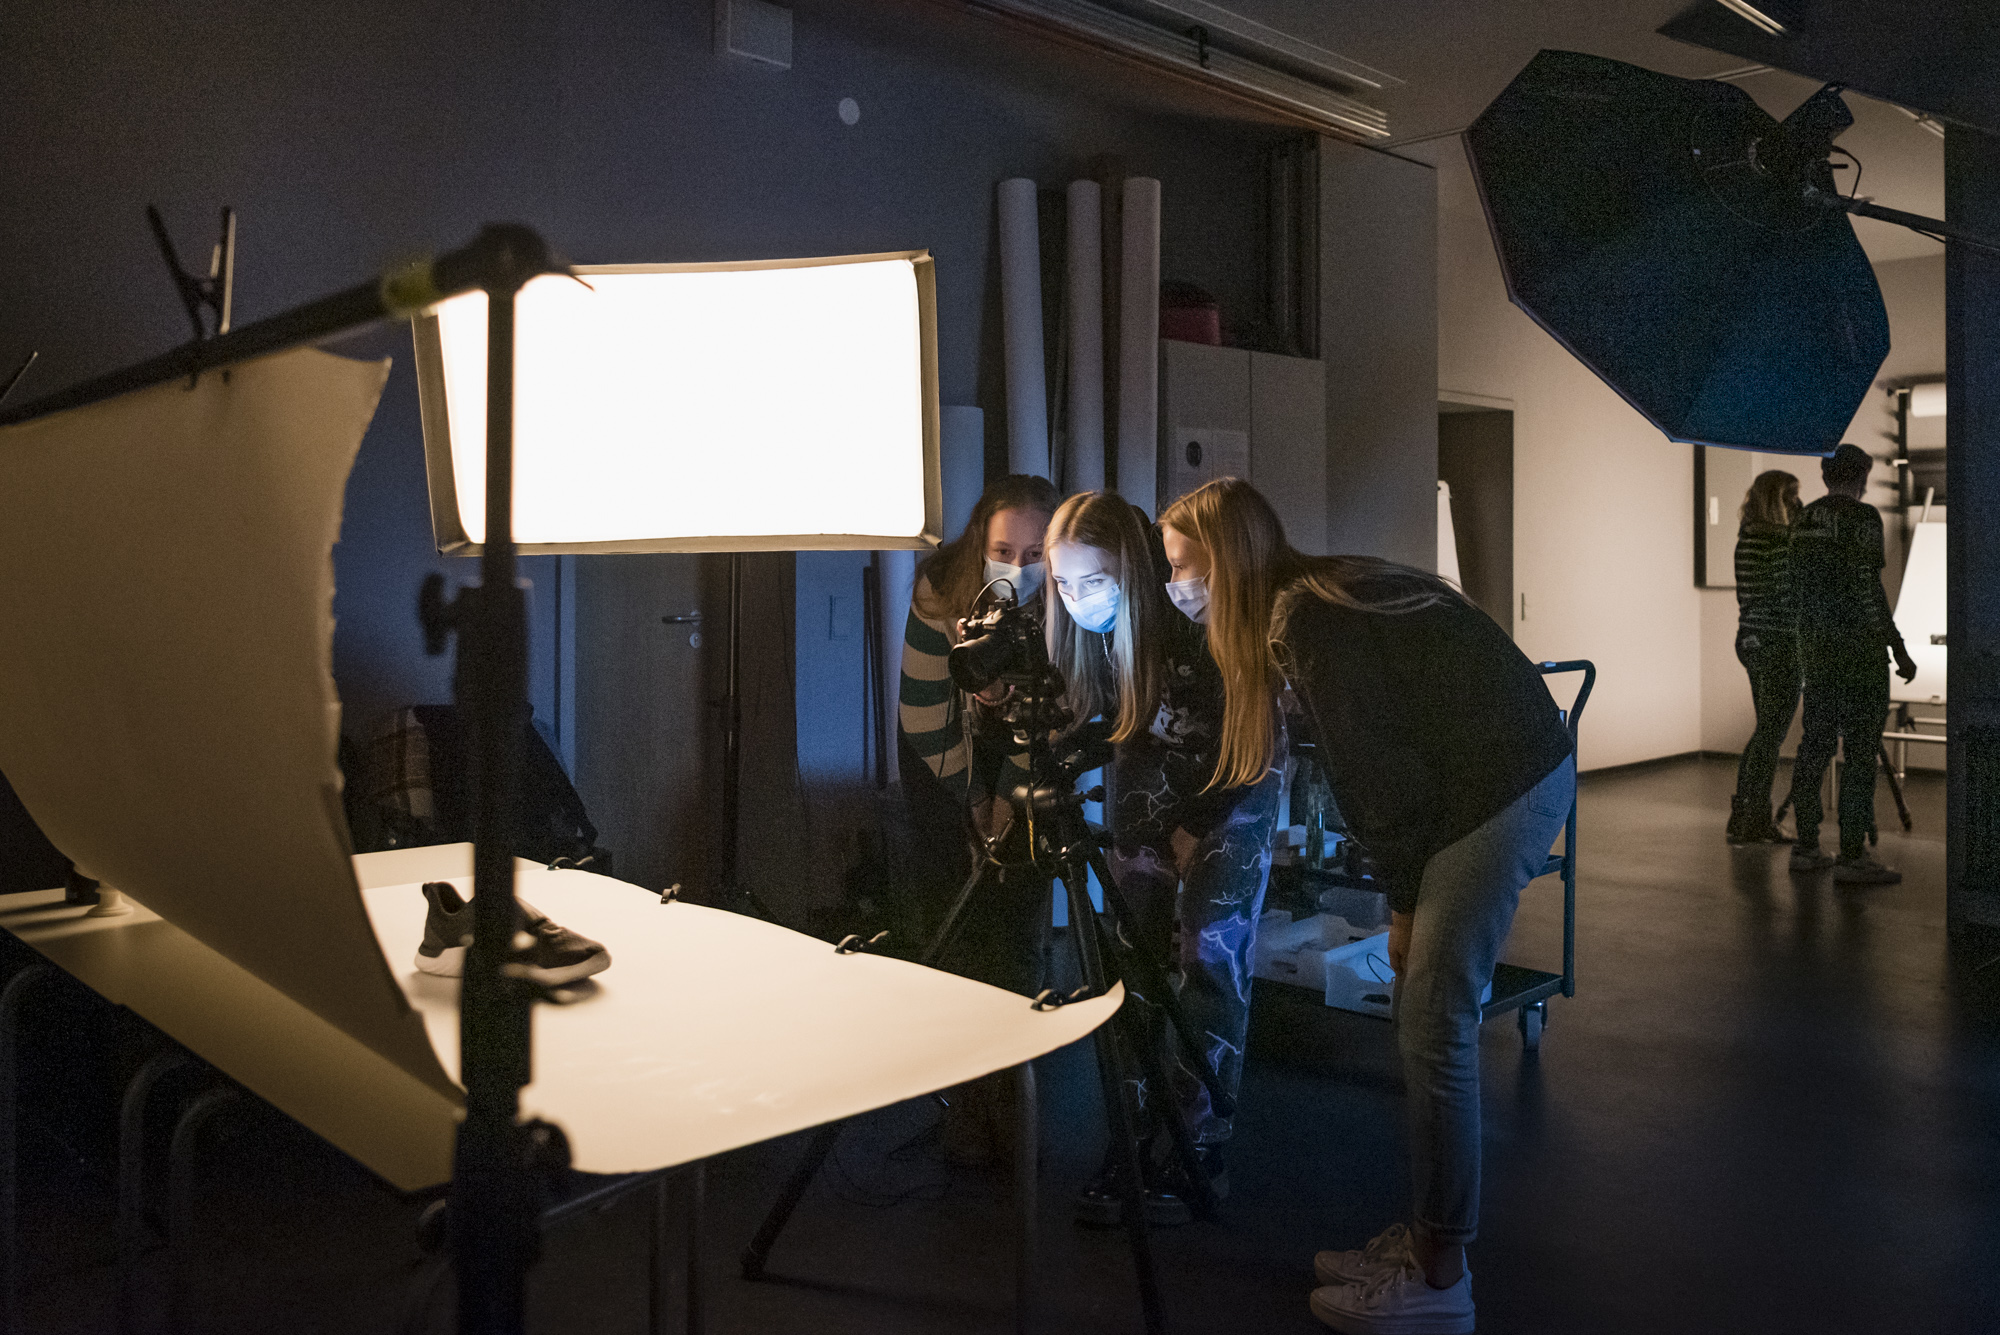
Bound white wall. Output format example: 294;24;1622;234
1434;140;1702;769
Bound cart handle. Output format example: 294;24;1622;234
1538;659;1596;741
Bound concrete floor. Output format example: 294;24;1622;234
11;755;2000;1333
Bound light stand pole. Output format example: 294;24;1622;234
445;226;573;1335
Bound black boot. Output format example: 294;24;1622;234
1726;795;1754;844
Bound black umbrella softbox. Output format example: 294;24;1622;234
1465;50;1888;455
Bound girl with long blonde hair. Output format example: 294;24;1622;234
1160;478;1573;1333
1045;491;1286;1223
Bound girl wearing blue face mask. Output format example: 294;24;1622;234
1046;491;1285;1224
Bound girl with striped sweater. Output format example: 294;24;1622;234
1728;470;1803;844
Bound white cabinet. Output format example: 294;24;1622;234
1158;340;1327;554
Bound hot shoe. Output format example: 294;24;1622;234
414;880;611;986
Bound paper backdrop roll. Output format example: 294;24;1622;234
998;178;1051;480
0;348;455;1100
1066;179;1106;493
1118;177;1162;512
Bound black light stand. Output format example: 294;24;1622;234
0;222;574;1335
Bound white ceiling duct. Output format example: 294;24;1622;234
968;0;1392;139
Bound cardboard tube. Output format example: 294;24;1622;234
1117;177;1161;511
998;178;1051;479
1066;180;1106;494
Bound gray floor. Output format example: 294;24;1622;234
11;754;2000;1333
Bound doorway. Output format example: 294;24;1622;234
1437;404;1515;634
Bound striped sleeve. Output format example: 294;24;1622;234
1734;523;1794;635
898;577;970;786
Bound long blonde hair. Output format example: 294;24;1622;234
1044;492;1168;743
1740;469;1801;527
1160;478;1460;788
914;474;1060;622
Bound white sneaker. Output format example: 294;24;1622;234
1310;1258;1474;1335
1313;1223;1416;1287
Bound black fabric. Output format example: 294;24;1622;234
408;706;599;866
1146;613;1249;838
1273;575;1573;914
1791;493;1904;657
1788;650;1890;857
1733;630;1802;811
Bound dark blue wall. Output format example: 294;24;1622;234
1;0;1288;874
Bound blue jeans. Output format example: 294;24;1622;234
1395;753;1575;1245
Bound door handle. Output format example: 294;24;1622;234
662;611;703;647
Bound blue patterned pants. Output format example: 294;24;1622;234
1108;740;1284;1145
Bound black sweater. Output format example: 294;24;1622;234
1272;571;1573;914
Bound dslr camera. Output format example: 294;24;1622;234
947;592;1071;738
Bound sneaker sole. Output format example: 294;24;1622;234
414;945;465;978
1308;1286;1474;1335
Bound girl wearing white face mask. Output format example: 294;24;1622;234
898;474;1057;955
1046;492;1285;1226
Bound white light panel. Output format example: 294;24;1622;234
1892;521;1946;705
414;254;940;554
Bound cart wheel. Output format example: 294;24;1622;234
1518;1003;1544;1051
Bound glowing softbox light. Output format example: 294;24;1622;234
413;252;942;554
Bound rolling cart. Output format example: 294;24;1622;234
1478;659;1595;1050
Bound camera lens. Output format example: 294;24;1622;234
949;627;1017;693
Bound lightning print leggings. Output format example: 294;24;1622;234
1108;736;1285;1146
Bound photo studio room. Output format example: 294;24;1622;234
0;1;1997;1333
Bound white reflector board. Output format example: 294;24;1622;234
413;252;943;554
1892;520;1946;705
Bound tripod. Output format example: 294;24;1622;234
740;715;1232;1335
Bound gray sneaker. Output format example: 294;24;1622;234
415;881;611;985
1832;854;1902;885
1789;844;1835;872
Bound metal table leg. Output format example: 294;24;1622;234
166;1086;241;1335
120;1050;193;1335
1015;1061;1038;1335
0;964;51;1335
686;1162;705;1335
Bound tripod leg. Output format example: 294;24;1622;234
1061;867;1167;1335
739;1120;844;1280
1879;744;1913;832
1014;1061;1038;1335
920;856;1000;969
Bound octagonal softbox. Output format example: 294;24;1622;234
1465;50;1888;455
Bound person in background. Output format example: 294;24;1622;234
896;473;1059;1165
1726;470;1804;844
1161;478;1572;1335
1784;444;1917;883
1045;491;1283;1224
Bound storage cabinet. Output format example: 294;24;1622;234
1158;340;1327;554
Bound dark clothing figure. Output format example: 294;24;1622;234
1729;519;1802;837
1783;494;1907;857
1733;631;1801;825
1109;613;1282;1146
1269;571;1574;915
